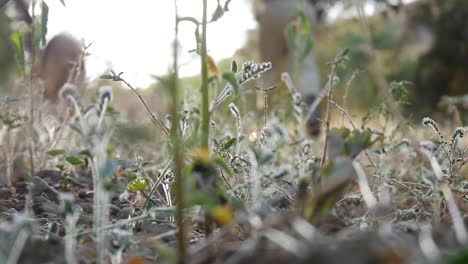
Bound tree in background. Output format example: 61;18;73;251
412;0;468;113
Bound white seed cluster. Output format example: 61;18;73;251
422;117;446;144
239;61;272;84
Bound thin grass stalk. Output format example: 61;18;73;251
201;0;209;149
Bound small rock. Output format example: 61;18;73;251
18;235;66;264
35;170;63;185
117;207;131;219
0;188;13;200
80;202;94;214
31;176;60;203
109;204;121;216
31;176;50;196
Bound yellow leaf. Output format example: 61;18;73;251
195;147;210;164
207;55;219;76
210;205;234;227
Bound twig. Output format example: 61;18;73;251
119;78;169;137
39;107;73;169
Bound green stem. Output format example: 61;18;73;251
173;1;186;263
26;0;36;213
320;64;338;170
201;0;209;149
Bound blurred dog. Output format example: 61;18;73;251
12;0;86;103
32;33;86;103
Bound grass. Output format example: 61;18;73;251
0;0;467;263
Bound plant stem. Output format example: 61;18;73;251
26;0;36;212
173;1;186;263
120;78;169;137
201;0;209;149
263;92;268;128
320;64;338;169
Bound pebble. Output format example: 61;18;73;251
80;202;94;214
117;207;131;219
0;188;12;200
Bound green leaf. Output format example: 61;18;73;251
444;246;468;264
230;60;238;73
41;1;49;46
187;191;217;209
105;106;120;116
284;23;296;50
327;48;350;65
213;156;234;177
210;4;224;22
127;178;150;192
302;35;314;59
10;30;25;76
0;0;10;9
65;156;84;165
345;129;372;158
389;80;411;105
299;11;311;34
222;137;236;150
142;161;152;167
78;149;92;157
47;149;66;156
222;72;240;93
339;48;350;57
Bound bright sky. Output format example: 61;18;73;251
46;0;256;88
44;0;416;88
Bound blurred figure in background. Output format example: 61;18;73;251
255;0;321;135
32;32;86;103
10;0;86;106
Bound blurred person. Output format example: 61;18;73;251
255;0;321;135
